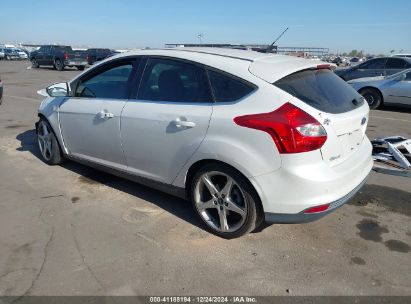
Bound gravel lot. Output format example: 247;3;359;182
0;60;410;296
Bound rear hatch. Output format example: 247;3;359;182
69;50;87;63
56;46;87;63
250;58;369;167
275;68;368;167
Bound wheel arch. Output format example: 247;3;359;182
184;159;265;214
358;86;384;105
37;113;67;155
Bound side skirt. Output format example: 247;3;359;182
65;155;187;200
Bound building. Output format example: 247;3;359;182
165;43;329;57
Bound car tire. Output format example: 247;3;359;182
77;66;85;71
190;162;263;239
55;59;64;71
31;59;39;68
359;88;382;110
36;119;63;165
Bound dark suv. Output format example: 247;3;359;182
335;57;411;81
86;48;112;65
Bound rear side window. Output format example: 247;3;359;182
359;58;386;69
275;69;363;114
207;70;255;102
138;58;211;103
386;58;407;69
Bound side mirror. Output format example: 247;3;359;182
46;82;69;97
394;74;406;81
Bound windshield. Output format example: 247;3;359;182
274;69;364;114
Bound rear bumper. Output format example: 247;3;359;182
264;174;369;223
64;60;87;66
250;137;373;223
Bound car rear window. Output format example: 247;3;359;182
55;46;72;52
274;69;363;114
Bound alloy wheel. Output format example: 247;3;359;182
363;93;375;106
194;171;247;233
37;121;53;161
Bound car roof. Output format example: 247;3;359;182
108;47;325;83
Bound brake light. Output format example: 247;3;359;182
63;52;69;60
316;64;331;69
304;204;330;214
234;102;327;154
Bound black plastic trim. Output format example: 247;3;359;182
65;155;187;200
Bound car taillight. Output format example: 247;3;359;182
63;52;69;60
234;102;327;154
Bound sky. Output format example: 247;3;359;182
1;0;411;54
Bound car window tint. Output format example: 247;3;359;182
76;63;133;99
386;58;407;69
138;58;211;103
275;69;363;114
359;58;386;69
405;72;411;81
207;70;255;102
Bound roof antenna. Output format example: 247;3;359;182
266;27;288;53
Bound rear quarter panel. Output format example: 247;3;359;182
172;79;289;188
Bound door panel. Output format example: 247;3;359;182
59;98;128;169
58;59;138;170
121;102;212;183
384;78;411;105
121;57;213;183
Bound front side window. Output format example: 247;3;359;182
359;58;386;69
75;62;134;99
207;70;255;102
138;58;211;103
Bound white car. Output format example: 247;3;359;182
36;48;373;238
0;49;5;60
16;49;28;60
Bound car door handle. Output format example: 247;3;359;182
100;111;114;119
172;119;196;128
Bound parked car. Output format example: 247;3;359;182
3;48;20;60
349;57;360;66
0;75;3;105
16;49;28;60
0;49;4;60
331;56;343;66
391;54;411;58
348;68;411;109
335;57;411;81
35;48;372;238
30;45;88;71
86;48;112;65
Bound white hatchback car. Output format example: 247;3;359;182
36;48;373;238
